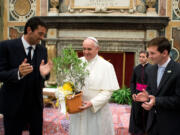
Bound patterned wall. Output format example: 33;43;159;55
2;0;48;40
1;0;180;61
166;0;180;62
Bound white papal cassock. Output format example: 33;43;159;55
69;55;120;135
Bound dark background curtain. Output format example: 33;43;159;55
78;52;134;88
125;52;134;87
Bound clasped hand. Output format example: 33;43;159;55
133;90;156;110
19;58;53;78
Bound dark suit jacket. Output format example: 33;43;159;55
0;38;48;117
146;59;180;135
129;63;150;134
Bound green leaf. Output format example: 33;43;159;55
110;86;132;105
53;45;89;92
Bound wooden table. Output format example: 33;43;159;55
43;88;57;108
43;88;56;97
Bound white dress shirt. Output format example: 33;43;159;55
21;36;36;59
18;36;36;79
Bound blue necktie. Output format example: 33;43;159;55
157;66;165;87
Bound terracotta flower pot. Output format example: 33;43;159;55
66;91;82;114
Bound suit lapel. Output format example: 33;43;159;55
15;38;27;62
156;60;174;95
34;45;41;69
151;65;158;95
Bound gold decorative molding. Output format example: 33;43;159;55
165;0;172;40
166;0;180;40
36;0;41;16
3;0;41;39
146;30;158;40
9;0;36;21
3;1;8;39
122;52;126;87
167;0;172;17
46;44;57;85
47;29;57;38
166;22;180;40
14;0;31;16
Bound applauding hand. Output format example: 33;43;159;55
142;95;155;110
19;58;33;77
136;89;149;102
39;59;53;77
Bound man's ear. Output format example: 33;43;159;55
27;27;32;34
162;50;168;56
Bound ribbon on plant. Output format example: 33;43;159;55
55;82;74;115
55;89;66;114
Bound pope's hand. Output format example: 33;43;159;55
39;59;53;77
79;101;92;110
136;89;149;102
19;58;33;77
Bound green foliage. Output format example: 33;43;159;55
53;46;89;92
110;86;132;105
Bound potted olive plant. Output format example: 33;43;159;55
53;46;89;113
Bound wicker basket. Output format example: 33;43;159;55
66;91;82;114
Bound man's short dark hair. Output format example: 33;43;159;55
139;50;149;58
147;37;171;54
24;17;47;34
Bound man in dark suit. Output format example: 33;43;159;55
129;51;150;135
136;37;180;135
0;17;53;135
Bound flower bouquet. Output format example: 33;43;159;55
53;46;89;114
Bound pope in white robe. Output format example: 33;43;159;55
69;37;120;135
